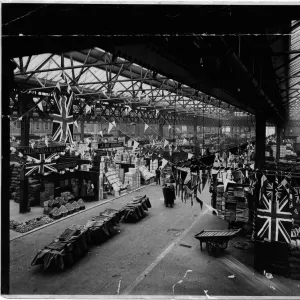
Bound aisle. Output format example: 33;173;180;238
9;184;299;296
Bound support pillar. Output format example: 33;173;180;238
19;94;32;214
193;122;197;153
80;120;84;141
255;113;266;170
159;123;164;140
3;56;17;294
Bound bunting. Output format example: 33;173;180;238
144;123;149;132
188;153;193;159
55;81;61;91
73;120;78;129
108;122;114;134
33;98;43;111
133;140;139;150
155;109;159;118
85;104;91;114
164;140;169;148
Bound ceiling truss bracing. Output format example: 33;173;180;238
271;20;300;120
12;47;251;122
288;21;300;120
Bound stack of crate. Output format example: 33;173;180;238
150;159;158;175
271;145;277;158
114;152;122;163
124;170;137;191
234;187;249;223
216;185;225;218
224;185;237;221
280;145;287;158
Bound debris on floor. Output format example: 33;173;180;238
179;243;192;248
228;274;236;279
233;241;252;250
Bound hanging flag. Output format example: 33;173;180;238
202;171;208;190
259;175;268;204
168;124;172;130
188;153;193;159
108;122;114;134
144;123;149;132
31;142;35;149
74;120;78;129
256;181;292;243
164;140;169;148
45;135;49;147
67;84;72;94
155;109;159;118
161;158;168;169
85;104;91;114
133;140;139;150
125;105;132;114
196;186;203;210
99;130;103;137
153;140;156;146
112;121;116;127
33;98;43;111
52;91;74;143
250;163;255;170
56;81;61;91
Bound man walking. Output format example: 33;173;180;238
156;167;161;185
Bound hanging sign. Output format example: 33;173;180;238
17;146;66;155
98;142;124;149
94;150;108;156
56;161;77;171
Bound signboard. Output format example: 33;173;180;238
94;150;108;156
17;146;66;155
56;161;77;171
98;142;124;149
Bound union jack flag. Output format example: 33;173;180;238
25;153;58;176
52;91;73;143
256;180;292;243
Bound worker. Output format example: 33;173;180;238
155;167;161;185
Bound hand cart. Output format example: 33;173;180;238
194;229;240;254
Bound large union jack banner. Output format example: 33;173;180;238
52;91;73;143
256;180;293;243
25;153;58;176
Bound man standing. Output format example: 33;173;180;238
156;167;161;185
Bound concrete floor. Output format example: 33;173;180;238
9;184;300;296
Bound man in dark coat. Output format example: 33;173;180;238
156;167;161;185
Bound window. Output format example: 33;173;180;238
44;122;48;130
36;122;40;130
16;121;21;129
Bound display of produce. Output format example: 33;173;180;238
10;216;53;233
139;165;155;181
